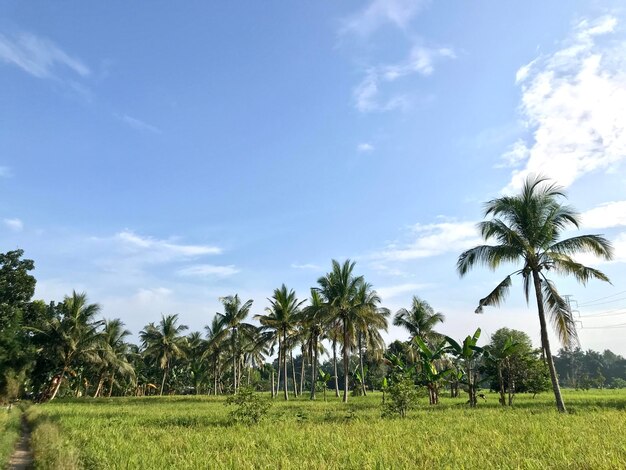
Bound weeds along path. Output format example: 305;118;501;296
8;414;33;470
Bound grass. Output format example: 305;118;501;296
0;406;21;467
29;389;626;469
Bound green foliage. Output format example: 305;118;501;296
382;378;419;418
0;407;21;467
610;378;626;389
225;387;272;424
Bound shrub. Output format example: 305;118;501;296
225;387;272;424
26;408;81;470
382;378;419;418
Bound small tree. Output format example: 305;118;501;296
225;386;272;424
383;378;419;418
445;329;484;407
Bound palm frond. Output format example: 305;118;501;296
475;276;512;313
541;277;578;348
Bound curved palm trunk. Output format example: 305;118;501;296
342;319;349;403
160;363;168;396
332;338;339;397
49;367;67;401
532;270;566;413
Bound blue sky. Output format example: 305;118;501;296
2;0;626;354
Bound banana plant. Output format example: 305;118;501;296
412;337;450;405
444;328;484;407
318;370;332;402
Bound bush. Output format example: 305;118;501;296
26;408;81;470
382;378;419;418
225;387;272;424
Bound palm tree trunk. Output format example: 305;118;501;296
271;368;275;398
291;350;298;397
49;368;67;401
333;337;339;397
342;319;349;403
282;331;289;400
359;333;367;396
310;335;317;400
94;372;105;398
299;347;306;396
160;365;168;396
214;360;219;396
232;328;237;394
108;373;115;397
532;270;567;413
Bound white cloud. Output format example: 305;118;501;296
119;114;161;134
357;143;374;153
176;264;239;278
504;15;626;191
354;45;454;112
581;201;626;229
0;31;90;79
377;282;431;300
577;231;626;265
291;263;322;270
339;0;427;37
114;230;221;261
3;218;23;231
372;220;480;261
497;139;530;168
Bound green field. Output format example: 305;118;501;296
22;389;626;469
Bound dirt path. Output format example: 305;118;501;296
7;415;33;470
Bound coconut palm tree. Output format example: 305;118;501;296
216;295;255;394
316;259;364;403
457;176;613;412
302;289;328;400
255;285;304;400
393;296;445;346
354;282;389;396
37;291;104;400
93;318;135;397
139;314;188;396
204;317;227;395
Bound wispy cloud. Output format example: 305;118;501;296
0;31;90;79
353;45;454;112
113;230;221;261
357;143;375;153
371;219;480;262
339;0;428;37
291;263;323;271
119;114;161;134
503;15;626;191
377;282;431;301
580;201;626;229
0;166;12;178
3;218;23;232
176;264;239;278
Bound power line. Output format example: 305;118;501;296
576;297;626;307
578;290;626;306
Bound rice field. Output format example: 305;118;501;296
24;389;626;469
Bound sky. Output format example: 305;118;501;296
1;0;626;355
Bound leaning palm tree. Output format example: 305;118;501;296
457;176;613;412
216;295;255;394
393;296;445;346
94;318;135;397
140;314;188;396
316;259;364;403
37;291;104;400
254;285;305;400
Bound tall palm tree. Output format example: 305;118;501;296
255;284;304;400
216;295;255;394
140;314;188;396
457;176;613;412
38;291;104;400
204;316;227;395
94;318;135;397
393;296;445;346
354;282;389;396
302;289;328;400
316;259;364;403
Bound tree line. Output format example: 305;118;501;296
0;176;616;412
